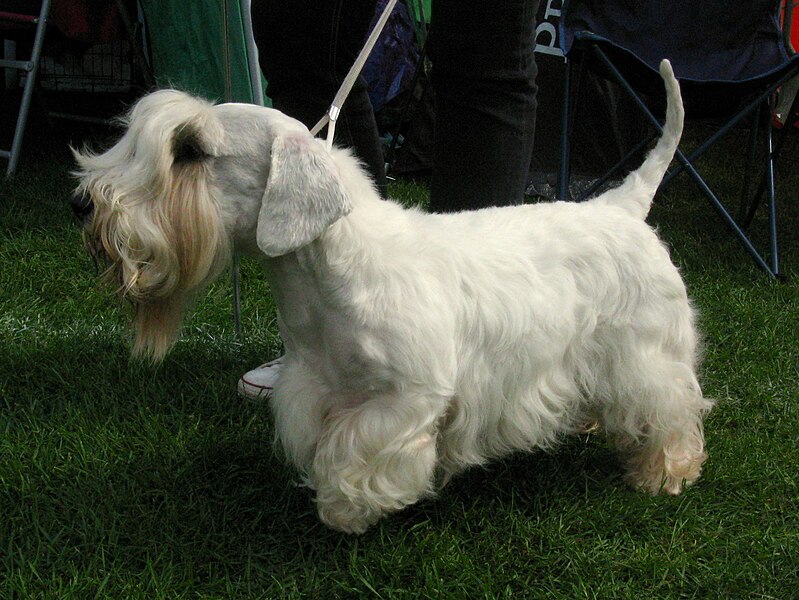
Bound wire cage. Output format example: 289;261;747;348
37;39;135;94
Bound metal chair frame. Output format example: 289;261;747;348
558;7;799;279
1;0;51;177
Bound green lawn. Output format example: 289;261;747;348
1;119;797;598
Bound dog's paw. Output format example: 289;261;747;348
317;499;382;534
623;445;707;496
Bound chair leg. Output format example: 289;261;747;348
590;45;781;278
575;133;657;202
558;57;573;201
3;0;51;177
744;83;799;227
765;102;779;276
737;105;761;223
674;138;779;278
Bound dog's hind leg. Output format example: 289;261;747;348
311;392;445;533
600;350;713;495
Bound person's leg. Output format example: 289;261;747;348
428;0;539;212
251;0;387;196
242;1;386;402
333;82;388;198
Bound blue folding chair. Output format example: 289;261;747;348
557;0;799;278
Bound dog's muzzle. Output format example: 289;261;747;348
69;191;94;223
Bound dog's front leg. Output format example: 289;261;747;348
311;393;445;534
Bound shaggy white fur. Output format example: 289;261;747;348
74;60;713;534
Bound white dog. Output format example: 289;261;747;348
73;60;712;534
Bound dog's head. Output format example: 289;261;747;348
72;90;350;360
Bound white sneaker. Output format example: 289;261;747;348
238;357;283;400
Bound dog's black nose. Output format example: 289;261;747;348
69;191;94;222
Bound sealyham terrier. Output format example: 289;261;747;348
72;60;712;534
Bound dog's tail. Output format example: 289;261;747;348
592;59;684;220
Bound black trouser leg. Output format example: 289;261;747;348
251;0;387;196
428;0;539;212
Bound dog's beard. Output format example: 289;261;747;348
81;164;231;362
81;225;188;361
131;292;195;361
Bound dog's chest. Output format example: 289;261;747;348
271;286;391;395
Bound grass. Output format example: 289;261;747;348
1;116;798;599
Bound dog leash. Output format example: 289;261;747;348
310;0;398;150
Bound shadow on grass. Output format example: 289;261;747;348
6;330;652;579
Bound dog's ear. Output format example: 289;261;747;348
257;133;351;257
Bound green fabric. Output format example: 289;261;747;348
408;0;432;23
139;1;268;105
